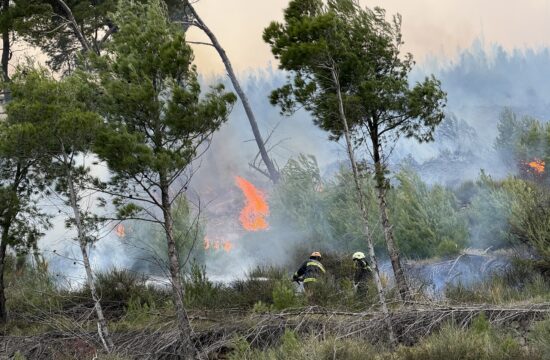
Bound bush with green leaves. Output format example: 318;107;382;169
272;280;302;310
127;196;206;276
463;172;550;268
323;169;385;253
507;181;550;272
183;262;225;309
465;174;525;249
392;170;468;258
74;268;169;317
270;155;335;249
495;109;550;179
272;155;468;259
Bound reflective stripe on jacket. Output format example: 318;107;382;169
294;258;326;282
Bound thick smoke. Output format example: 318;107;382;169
41;41;550;283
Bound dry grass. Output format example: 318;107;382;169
3;303;549;359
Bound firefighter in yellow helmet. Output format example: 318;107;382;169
292;251;326;293
352;251;372;298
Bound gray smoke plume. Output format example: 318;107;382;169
40;40;550;286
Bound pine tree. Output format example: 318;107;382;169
87;1;235;356
264;0;446;303
4;67;114;350
0;108;50;323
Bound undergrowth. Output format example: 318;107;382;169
445;260;550;304
229;314;550;360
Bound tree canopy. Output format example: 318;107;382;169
264;0;446;146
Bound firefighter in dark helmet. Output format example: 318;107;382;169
292;251;326;292
352;251;371;298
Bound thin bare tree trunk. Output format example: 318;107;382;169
373;148;411;303
184;2;280;184
160;177;197;359
63;154;114;353
330;66;396;345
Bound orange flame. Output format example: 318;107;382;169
115;224;125;238
204;236;234;253
235;176;269;231
223;241;234;253
527;159;545;174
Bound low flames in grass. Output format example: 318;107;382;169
115;224;126;238
204;236;233;253
527;159;545;174
521;158;546;178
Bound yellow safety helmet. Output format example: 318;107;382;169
310;251;322;258
352;251;366;260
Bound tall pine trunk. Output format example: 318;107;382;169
160;177;196;359
0;220;10;323
0;166;23;324
1;0;9;82
63;156;114;352
331;66;395;344
184;2;279;184
373;144;411;303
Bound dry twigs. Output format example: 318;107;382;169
2;303;549;359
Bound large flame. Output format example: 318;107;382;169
235;176;269;231
527;159;545;174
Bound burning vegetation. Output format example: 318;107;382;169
203;236;234;253
235;176;270;231
202;176;269;254
527;159;545;174
115;224;126;238
3;0;550;358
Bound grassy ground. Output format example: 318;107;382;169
1;254;549;359
230;316;550;360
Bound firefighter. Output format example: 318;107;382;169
292;251;326;293
352;251;371;298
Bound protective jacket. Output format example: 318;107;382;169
353;258;372;285
293;258;326;283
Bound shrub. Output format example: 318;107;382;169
252;301;273;313
5;255;61;315
528;317;550;358
71;268;167;317
393;170;469;258
272;280;302;310
445;260;550;304
183;262;224;309
229;277;278;309
508;182;550;273
229;334;382;360
248;265;287;281
397;319;530;360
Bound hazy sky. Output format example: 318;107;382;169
188;0;550;74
